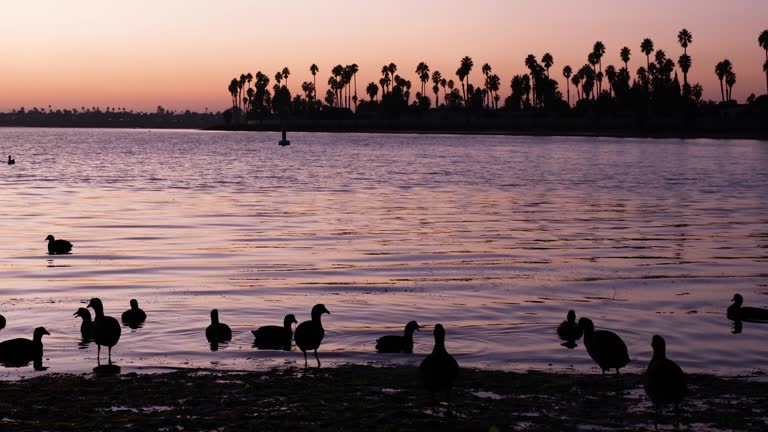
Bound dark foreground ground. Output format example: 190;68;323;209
0;365;766;431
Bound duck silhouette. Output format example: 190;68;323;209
88;298;121;366
727;294;768;322
646;335;687;428
252;314;297;351
0;327;49;368
206;309;232;351
7;155;15;165
45;234;72;255
294;304;330;368
74;307;93;341
0;314;5;331
419;324;459;401
121;299;147;328
578;317;630;375
376;321;421;353
557;310;583;348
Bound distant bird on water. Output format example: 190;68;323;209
645;335;687;427
419;324;459;401
45;234;72;255
88;298;121;365
7;155;15;165
0;314;5;331
252;314;297;351
294;304;330;368
578;317;630;375
376;320;422;353
557;310;583;348
121;299;147;328
73;307;93;340
0;327;50;367
727;294;768;322
206;309;232;350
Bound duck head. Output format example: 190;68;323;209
731;294;743;307
567;310;577;323
405;320;422;335
87;298;105;317
210;309;220;324
651;335;667;358
33;327;51;341
45;235;55;242
130;299;140;310
74;307;92;321
311;304;330;320
577;317;595;334
284;314;298;327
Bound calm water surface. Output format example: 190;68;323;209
0;128;766;379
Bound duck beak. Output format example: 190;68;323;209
73;312;79;318
44;330;51;335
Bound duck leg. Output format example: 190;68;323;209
303;350;308;368
97;345;101;365
314;349;321;368
108;346;112;365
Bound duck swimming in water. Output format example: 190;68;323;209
578;317;630;375
121;299;147;328
727;294;768;322
0;314;5;331
376;321;421;353
88;298;121;366
557;310;583;348
0;327;49;367
419;324;459;401
646;335;687;427
252;314;297;351
45;234;72;255
294;304;330;368
74;307;93;341
7;155;15;165
206;309;232;350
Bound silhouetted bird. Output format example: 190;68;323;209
45;234;72;255
294;304;330;368
88;298;121;365
252;314;297;350
121;299;147;328
646;335;687;427
727;294;768;322
206;309;232;345
578;317;630;375
0;314;5;331
0;327;49;367
557;310;583;348
73;307;93;340
376;320;422;353
7;155;15;165
419;324;459;401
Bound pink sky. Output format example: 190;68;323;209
1;0;766;112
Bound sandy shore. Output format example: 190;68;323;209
0;365;766;431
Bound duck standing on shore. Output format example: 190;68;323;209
294;304;330;368
419;324;459;401
0;327;50;367
45;234;72;255
645;335;687;428
557;310;583;348
252;314;297;351
88;298;121;366
376;321;421;353
578;317;630;375
121;299;147;328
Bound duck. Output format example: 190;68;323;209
294;304;330;368
251;314;297;351
0;327;50;367
206;309;232;346
45;234;72;255
7;155;14;165
121;299;147;328
0;314;5;331
376;321;422;353
646;335;687;425
73;307;93;340
557;310;583;348
578;317;630;375
419;324;459;400
88;298;121;365
727;294;768;322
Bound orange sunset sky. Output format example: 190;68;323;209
2;0;767;112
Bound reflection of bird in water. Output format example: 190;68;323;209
0;327;50;367
419;324;459;402
294;304;330;368
376;321;421;353
557;310;583;348
727;294;768;322
646;335;687;428
121;299;147;328
88;298;121;366
0;314;5;331
578;317;630;375
252;314;297;351
206;309;232;351
45;234;72;255
74;307;93;341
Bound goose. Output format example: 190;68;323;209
0;327;49;367
294;304;330;368
45;234;72;255
73;307;93;340
578;317;630;375
557;310;583;348
7;155;15;165
727;294;768;322
0;314;5;331
419;324;459;401
376;321;422;353
88;298;121;365
252;314;297;351
121;299;147;328
206;309;232;345
646;335;687;426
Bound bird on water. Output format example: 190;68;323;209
206;309;232;350
121;299;147;328
578;317;630;375
557;310;583;348
7;155;15;165
88;298;121;366
294;304;330;368
376;320;422;353
645;335;687;427
45;234;72;255
0;314;5;332
73;307;93;341
419;324;459;401
252;314;297;351
727;294;768;322
0;327;50;367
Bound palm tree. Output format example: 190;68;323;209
440;78;448;104
715;60;733;102
620;47;631;70
678;54;692;86
366;82;379;101
726;70;736;101
350;63;359;109
456;66;467;104
282;67;291;92
678;29;692;55
415;62;430;96
431;70;443;108
460;56;474;104
388;62;398;91
641;38;654;71
759;30;768;93
562;65;572;105
604;65;617;96
542;53;554;77
310;64;319;108
524;54;539;104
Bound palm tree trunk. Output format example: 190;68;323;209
719;79;725;102
566;82;570;106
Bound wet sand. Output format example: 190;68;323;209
1;365;766;431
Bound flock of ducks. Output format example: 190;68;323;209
0;234;766;423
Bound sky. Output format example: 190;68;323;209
1;0;766;112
